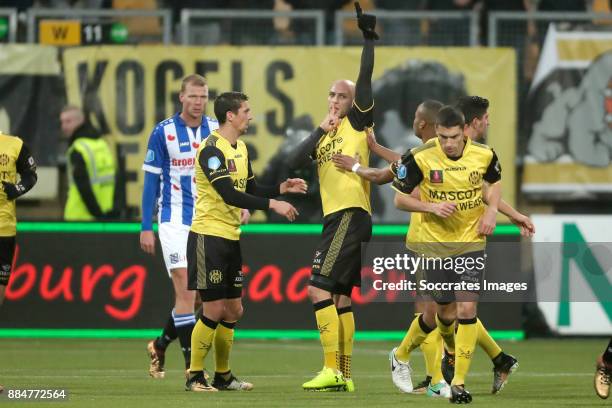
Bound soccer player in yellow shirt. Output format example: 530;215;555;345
287;2;378;392
392;105;502;403
185;91;305;392
0;133;38;394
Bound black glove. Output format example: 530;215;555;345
355;2;379;40
1;181;24;200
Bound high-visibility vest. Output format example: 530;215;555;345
64;137;115;221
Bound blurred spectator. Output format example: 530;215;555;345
374;0;423;45
60;106;117;221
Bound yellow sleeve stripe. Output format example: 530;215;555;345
391;184;412;196
210;174;231;183
353;100;374;113
247;176;255;180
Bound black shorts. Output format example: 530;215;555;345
310;208;372;296
424;250;485;304
187;232;243;302
0;236;16;286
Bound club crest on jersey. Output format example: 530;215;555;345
167;134;175;141
430;170;443;183
397;164;407;179
469;170;482;186
227;159;237;173
208;156;222;170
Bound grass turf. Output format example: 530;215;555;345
0;338;608;407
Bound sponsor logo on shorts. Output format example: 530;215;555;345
234;271;243;287
209;269;223;284
169;253;185;264
0;264;10;277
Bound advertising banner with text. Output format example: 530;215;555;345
0;231;521;331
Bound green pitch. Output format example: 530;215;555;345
1;338;607;407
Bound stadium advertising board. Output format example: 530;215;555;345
532;215;612;335
0;230;521;331
62;46;516;221
0;46;63;168
523;26;612;198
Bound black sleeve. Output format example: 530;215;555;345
389;147;411;176
14;143;37;194
198;146;270;210
391;151;423;194
287;126;326;170
483;150;502;184
70;150;103;217
347;39;374;131
245;160;280;198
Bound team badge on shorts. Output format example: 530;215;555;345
209;269;223;284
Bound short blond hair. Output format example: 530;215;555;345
181;74;207;92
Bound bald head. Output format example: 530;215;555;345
413;99;443;142
328;80;355;118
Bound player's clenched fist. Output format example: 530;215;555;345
269;199;300;222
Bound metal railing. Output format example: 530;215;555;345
488;11;612;47
180;9;325;46
334;10;479;46
0;8;17;43
26;8;173;44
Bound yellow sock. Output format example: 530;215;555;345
435;314;456;353
430;329;444;384
453;318;478;385
477;318;502;360
338;307;354;379
189;315;217;373
396;314;433;362
421;328;443;383
314;299;339;370
214;320;235;374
